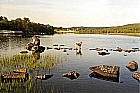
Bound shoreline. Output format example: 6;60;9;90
55;32;140;37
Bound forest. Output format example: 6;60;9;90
55;23;140;36
0;16;54;35
74;23;140;36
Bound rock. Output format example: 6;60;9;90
98;52;110;56
132;72;140;82
1;73;29;83
89;65;120;78
26;43;45;53
13;68;27;73
53;44;58;46
62;71;80;80
69;48;73;50
25;43;34;51
20;51;28;54
96;47;103;51
60;44;65;46
46;47;53;50
126;60;138;71
116;47;123;52
35;74;53;80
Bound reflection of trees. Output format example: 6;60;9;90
0;36;31;51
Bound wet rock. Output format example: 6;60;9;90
35;74;53;80
20;51;28;54
98;52;110;56
53;44;58;46
126;60;138;71
25;43;33;51
1;73;29;83
46;47;53;50
13;68;27;73
26;43;45;53
89;65;120;78
62;71;80;80
96;47;103;51
124;50;136;53
60;44;65;46
132;48;139;50
132;72;140;82
114;47;122;52
69;48;73;50
63;49;67;52
89;47;103;51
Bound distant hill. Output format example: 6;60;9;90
74;23;140;35
76;23;140;30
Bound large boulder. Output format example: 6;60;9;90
126;60;138;71
132;72;140;82
89;65;120;78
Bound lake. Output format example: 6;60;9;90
0;34;140;93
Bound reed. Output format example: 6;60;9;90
0;53;63;74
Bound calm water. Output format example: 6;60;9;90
0;34;140;93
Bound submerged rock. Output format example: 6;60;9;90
89;65;120;78
62;71;80;80
132;72;140;82
126;60;138;71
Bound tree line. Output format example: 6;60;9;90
0;16;54;35
74;23;140;35
55;23;140;36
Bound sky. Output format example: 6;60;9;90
0;0;140;27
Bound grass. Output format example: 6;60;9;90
0;53;64;93
0;53;63;74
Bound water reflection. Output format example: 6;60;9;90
76;49;82;57
0;36;31;53
32;52;40;61
89;72;119;82
0;34;140;93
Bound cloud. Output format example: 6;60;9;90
0;0;140;27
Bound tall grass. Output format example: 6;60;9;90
0;53;63;74
0;53;64;92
